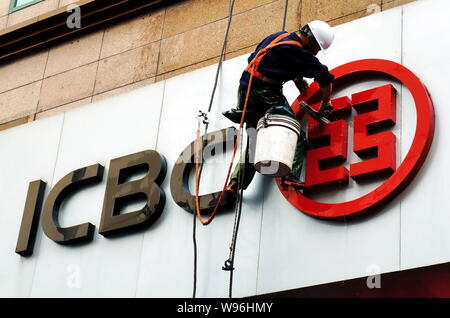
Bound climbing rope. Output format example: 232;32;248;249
192;0;291;298
192;0;236;298
194;70;254;225
282;0;289;31
193;0;290;225
222;133;248;298
192;0;236;225
193;0;291;225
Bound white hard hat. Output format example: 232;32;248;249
307;20;334;51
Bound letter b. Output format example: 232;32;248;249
99;150;166;236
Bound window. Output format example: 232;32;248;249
9;0;44;13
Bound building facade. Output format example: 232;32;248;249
4;0;450;299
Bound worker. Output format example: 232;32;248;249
222;20;335;193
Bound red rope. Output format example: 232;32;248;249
194;66;256;225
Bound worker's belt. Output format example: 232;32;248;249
255;74;283;86
245;32;302;86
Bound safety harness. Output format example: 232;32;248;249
244;32;303;84
193;14;300;298
194;32;304;226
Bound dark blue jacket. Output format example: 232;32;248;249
239;31;334;88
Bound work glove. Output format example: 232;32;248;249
319;101;333;117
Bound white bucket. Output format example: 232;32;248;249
254;114;301;177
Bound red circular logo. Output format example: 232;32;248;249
277;59;435;219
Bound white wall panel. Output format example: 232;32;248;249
30;84;165;297
400;0;450;270
136;57;264;298
319;6;403;71
0;115;64;297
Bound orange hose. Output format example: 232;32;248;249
194;66;256;226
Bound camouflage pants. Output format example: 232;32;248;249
222;85;306;189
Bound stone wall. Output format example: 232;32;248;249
0;0;415;129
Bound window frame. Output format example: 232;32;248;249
9;0;44;13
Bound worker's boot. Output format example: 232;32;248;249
225;178;239;194
320;104;334;117
281;174;305;189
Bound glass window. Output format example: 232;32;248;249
9;0;44;13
